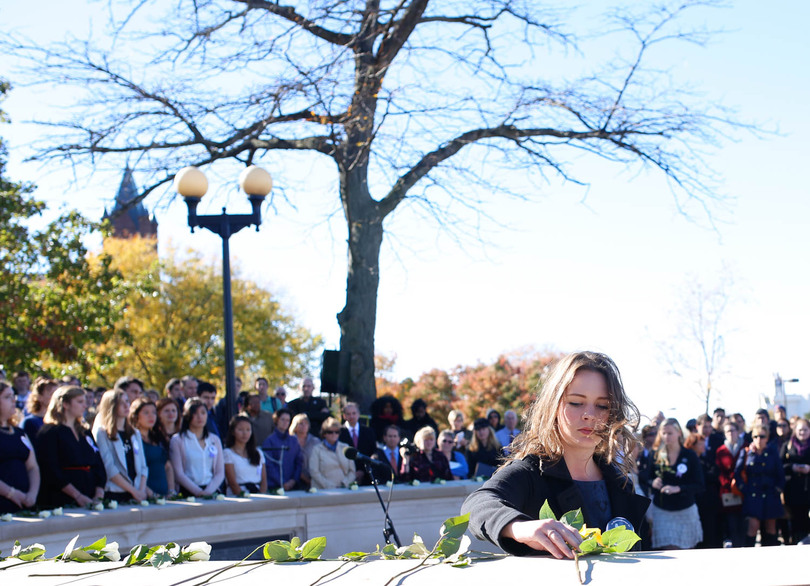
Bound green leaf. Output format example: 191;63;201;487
451;557;472;568
83;536;107;552
150;547;174;569
381;544;398;559
340;551;371;561
290;536;301;549
126;544;149;566
17;545;46;561
438;537;463;557
578;538;605;555
538;500;557;521
263;541;291;562
600;527;640;553
440;513;470;539
300;537;326;560
560;508;584;530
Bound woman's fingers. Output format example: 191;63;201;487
509;519;583;559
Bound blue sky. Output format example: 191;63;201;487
3;1;809;425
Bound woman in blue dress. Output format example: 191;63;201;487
0;382;40;513
131;397;174;496
735;422;785;546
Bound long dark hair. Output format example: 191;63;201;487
225;415;261;466
128;397;164;447
181;398;209;439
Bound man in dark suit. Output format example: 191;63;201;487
339;402;377;484
371;425;405;483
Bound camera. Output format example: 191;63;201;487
399;438;418;456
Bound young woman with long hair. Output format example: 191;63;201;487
169;398;224;497
463;351;649;558
648;418;704;549
466;418;502;478
0;382;40;512
223;415;267;495
94;389;149;502
129;397;174;496
37;386;106;508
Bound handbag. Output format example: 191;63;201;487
721;492;742;507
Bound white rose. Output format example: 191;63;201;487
350;484;359;491
277;488;285;496
411;480;421;486
0;513;13;522
107;501;118;510
215;493;225;501
52;507;63;516
155;497;166;505
186;496;196;502
101;542;121;562
140;500;149;507
183;542;211;562
94;503;104;511
307;487;318;493
385;481;393;488
38;510;51;518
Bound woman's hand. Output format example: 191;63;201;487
502;519;582;559
660;485;681;495
75;493;93;507
23;490;37;508
651;477;663;490
5;487;25;508
130;487;148;502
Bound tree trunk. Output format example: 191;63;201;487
336;167;384;413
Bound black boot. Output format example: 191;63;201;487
762;532;779;546
745;535;757;547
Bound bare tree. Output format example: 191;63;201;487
5;0;743;409
658;266;737;414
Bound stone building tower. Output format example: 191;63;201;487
103;168;158;239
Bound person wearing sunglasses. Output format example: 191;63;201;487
308;417;355;489
734;423;785;547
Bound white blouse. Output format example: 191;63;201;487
223;448;265;495
176;431;218;487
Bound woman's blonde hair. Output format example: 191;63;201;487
414;426;436;450
44;385;88;435
508;351;640;476
447;410;464;426
654;418;684;466
320;416;341;439
290;413;310;435
97;388;134;441
470;423;501;452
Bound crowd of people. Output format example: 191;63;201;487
633;406;810;548
1;366;809;552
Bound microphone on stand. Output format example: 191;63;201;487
343;446;391;473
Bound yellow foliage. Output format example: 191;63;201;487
81;236;321;390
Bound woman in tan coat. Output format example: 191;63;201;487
309;417;355;489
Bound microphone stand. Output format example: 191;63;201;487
363;461;401;547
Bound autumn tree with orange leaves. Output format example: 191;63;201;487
377;349;563;426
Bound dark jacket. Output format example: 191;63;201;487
649;447;705;511
371;446;406;482
339;424;377;458
781;438;810;507
462;454;650;556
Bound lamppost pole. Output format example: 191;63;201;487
174;166;273;427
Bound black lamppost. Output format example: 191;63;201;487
174;165;273;426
